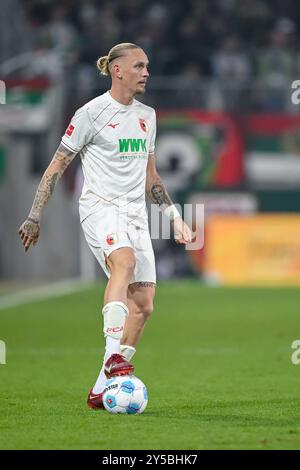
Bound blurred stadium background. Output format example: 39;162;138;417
1;0;300;451
1;0;300;290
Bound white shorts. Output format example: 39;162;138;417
81;206;156;285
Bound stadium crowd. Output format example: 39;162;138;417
19;0;299;109
0;0;291;111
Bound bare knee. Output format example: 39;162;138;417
136;298;154;319
143;300;154;317
109;249;136;278
128;283;155;320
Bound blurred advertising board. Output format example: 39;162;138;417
187;192;257;278
201;215;300;286
0;78;54;132
156;110;244;190
156;111;300;192
244;114;300;189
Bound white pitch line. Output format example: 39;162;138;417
0;278;93;311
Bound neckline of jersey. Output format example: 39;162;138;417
106;91;135;110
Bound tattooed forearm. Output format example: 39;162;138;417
147;176;173;210
28;144;77;221
51;144;76;166
49;172;59;194
27;217;39;224
29;172;61;221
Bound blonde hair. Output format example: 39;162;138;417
96;42;141;76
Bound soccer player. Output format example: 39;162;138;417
18;43;192;409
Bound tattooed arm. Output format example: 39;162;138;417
146;153;192;244
18;144;78;252
146;155;173;210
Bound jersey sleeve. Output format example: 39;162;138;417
148;109;157;154
61;107;94;153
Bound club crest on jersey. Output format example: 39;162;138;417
65;123;75;137
139;118;148;133
106;233;118;246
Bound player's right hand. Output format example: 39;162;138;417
173;217;193;244
18;218;40;253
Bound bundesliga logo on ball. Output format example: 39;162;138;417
103;375;148;414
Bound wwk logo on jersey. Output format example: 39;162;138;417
118;139;147;153
65;123;75;137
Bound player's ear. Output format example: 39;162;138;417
112;63;122;79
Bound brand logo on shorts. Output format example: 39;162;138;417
106;233;118;246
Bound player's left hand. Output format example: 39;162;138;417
18;218;40;253
172;217;193;244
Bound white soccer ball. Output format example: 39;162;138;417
103;375;148;414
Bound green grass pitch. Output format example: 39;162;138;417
1;281;300;449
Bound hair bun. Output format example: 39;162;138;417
97;56;110;76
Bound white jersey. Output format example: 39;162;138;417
61;91;156;227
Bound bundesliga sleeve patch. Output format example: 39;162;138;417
65;123;75;137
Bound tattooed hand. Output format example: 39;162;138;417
18;218;40;253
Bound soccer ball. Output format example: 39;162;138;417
103;375;148;414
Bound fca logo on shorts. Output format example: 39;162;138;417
0;340;6;364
